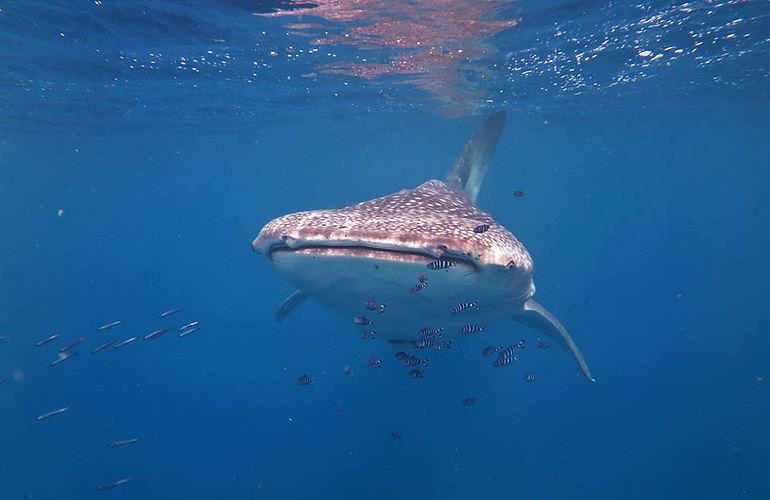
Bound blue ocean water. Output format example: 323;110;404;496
1;1;769;498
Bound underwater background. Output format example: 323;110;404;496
1;1;769;498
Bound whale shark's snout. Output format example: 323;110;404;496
252;112;596;382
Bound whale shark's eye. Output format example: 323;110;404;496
506;260;517;270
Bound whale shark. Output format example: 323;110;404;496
252;112;594;382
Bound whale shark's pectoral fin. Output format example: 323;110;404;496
275;290;308;321
445;111;506;204
513;299;595;382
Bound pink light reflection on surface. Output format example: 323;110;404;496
260;0;518;113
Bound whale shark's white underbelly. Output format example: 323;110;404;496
271;248;533;341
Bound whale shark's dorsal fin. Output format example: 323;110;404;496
445;111;507;204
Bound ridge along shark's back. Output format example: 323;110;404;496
252;112;595;382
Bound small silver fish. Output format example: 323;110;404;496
367;357;383;367
297;374;312;386
144;328;169;341
50;352;77;367
536;338;552;349
159;308;183;318
98;321;123;331
91;339;116;354
410;282;428;294
37;406;70;421
112;337;137;349
524;372;536;382
96;477;131;491
343;365;354;375
178;326;199;337
473;224;490;234
59;337;85;353
361;330;376;340
462;398;477;407
412;337;433;349
109;438;141;448
35;334;60;347
178;321;199;332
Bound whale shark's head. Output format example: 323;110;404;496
252;179;535;330
253;180;532;271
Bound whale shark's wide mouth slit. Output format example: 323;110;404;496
269;244;478;270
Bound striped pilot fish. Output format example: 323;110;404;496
418;327;443;338
492;345;518;367
458;324;486;335
395;352;429;367
364;300;386;315
451;300;480;314
426;258;456;271
409;369;425;379
412;336;433;349
353;316;373;326
432;340;453;350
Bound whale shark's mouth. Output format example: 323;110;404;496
267;242;480;270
